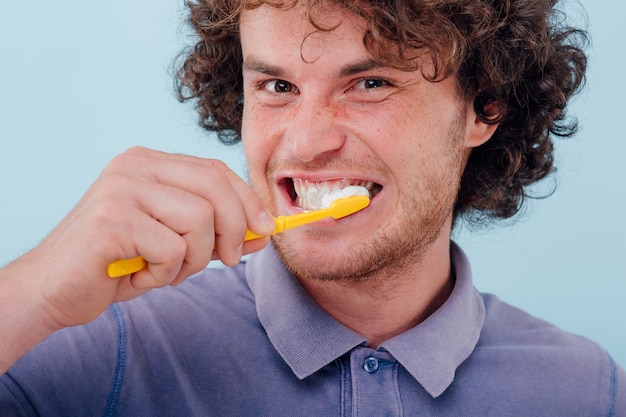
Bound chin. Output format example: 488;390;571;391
271;227;425;283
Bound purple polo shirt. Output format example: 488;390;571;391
2;243;624;416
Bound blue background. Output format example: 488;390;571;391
1;0;624;366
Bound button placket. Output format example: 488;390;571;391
350;348;402;416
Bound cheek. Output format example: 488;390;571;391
242;102;272;153
364;105;428;163
241;108;268;181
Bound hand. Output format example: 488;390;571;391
0;147;275;366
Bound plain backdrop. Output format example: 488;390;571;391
1;0;624;366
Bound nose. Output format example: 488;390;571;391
285;97;347;163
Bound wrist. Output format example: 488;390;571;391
0;255;65;374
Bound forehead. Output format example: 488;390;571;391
240;3;370;64
240;1;354;31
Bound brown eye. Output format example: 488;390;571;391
274;80;293;92
263;79;297;93
361;79;386;89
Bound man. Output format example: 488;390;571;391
1;0;624;415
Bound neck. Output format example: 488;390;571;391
297;236;454;348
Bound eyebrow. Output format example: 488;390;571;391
242;59;286;77
338;60;384;77
242;57;387;78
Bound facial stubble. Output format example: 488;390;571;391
271;116;468;284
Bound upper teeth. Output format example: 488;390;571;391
293;179;372;211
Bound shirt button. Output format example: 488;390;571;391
363;356;379;373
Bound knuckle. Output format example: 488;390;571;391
124;146;149;156
165;237;187;264
200;159;231;181
194;200;216;229
92;175;138;212
107;147;149;171
106;153;134;172
204;158;228;172
98;172;133;191
164;235;187;265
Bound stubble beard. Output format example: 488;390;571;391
272;121;467;284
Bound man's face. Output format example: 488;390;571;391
240;3;491;281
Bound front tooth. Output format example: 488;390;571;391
320;181;332;198
306;186;319;210
320;185;369;209
293;178;374;211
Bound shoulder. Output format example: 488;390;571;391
1;305;120;414
478;292;607;355
1;262;264;414
465;292;626;415
128;262;253;317
116;261;261;346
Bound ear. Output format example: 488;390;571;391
465;99;501;148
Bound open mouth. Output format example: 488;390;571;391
286;178;382;211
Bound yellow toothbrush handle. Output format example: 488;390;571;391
242;228;273;241
107;256;147;278
106;230;270;278
106;195;369;278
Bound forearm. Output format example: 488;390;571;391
0;253;62;375
0;148;274;374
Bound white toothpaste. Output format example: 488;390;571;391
319;185;369;210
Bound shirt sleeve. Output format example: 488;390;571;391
0;305;122;415
612;356;626;416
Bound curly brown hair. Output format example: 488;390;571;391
174;0;588;224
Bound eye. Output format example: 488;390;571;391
344;77;395;103
261;79;298;94
354;78;389;90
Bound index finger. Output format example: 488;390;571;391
110;148;275;264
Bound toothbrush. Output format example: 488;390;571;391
106;194;370;278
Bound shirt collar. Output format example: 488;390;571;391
246;242;485;397
379;243;486;397
246;246;366;379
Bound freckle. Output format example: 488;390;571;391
330;103;347;120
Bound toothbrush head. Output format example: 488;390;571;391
328;195;370;219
